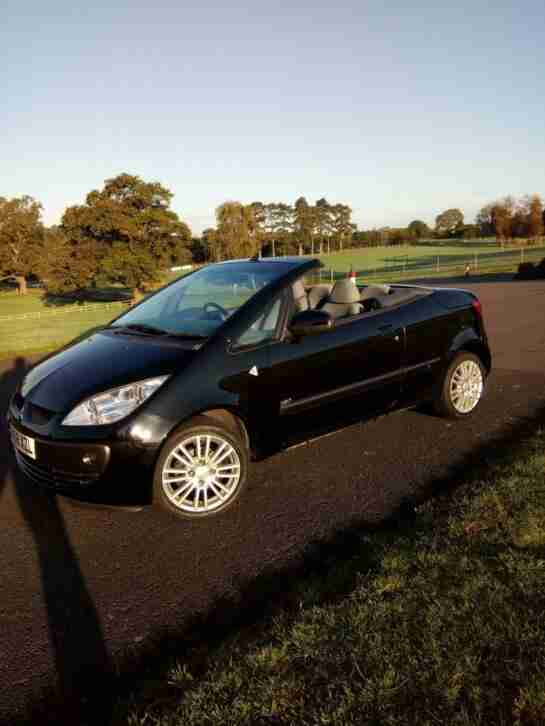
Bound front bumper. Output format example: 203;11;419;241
7;415;158;493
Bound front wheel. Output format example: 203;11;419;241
434;352;486;419
153;417;248;519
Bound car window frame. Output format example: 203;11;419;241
228;289;291;354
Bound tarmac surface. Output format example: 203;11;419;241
1;276;545;724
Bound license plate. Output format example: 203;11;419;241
11;427;36;460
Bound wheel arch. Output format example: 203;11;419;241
162;406;252;455
455;340;491;373
449;331;491;374
198;407;251;452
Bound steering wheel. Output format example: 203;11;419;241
203;302;229;320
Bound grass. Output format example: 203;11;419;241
118;420;545;726
0;290;128;359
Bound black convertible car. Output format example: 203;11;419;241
8;257;491;518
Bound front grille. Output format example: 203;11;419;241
15;452;101;490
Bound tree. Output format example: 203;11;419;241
407;220;430;241
527;195;544;241
0;196;44;294
314;198;332;254
39;226;97;294
435;209;464;237
201;228;220;261
330;204;355;251
60;174;192;296
215;202;258;260
293;197;314;255
248;202;267;257
476;204;494;237
491;197;514;245
266;203;293;256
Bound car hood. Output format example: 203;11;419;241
21;330;197;413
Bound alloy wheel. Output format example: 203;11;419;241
449;359;484;414
161;433;241;514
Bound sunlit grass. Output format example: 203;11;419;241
120;426;545;726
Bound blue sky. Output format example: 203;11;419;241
2;0;544;233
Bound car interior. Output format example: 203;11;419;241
293;278;431;322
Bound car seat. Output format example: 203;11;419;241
320;279;361;319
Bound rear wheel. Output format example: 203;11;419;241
434;352;485;419
153;416;248;519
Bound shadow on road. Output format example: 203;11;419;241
0;356;27;504
0;357;115;725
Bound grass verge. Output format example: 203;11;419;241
118;422;545;726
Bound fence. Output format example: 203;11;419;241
0;300;127;324
314;245;545;285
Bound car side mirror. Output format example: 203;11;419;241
289;310;333;337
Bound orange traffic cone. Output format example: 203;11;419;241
348;268;357;285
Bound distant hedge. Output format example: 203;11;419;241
515;257;545;279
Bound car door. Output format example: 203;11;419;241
394;293;453;402
264;305;405;416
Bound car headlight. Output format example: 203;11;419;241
62;376;169;426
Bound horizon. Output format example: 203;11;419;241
2;0;545;235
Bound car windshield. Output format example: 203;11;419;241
111;261;293;338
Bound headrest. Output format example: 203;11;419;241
292;279;308;311
328;279;361;304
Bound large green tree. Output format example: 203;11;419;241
0;196;44;294
59;173;191;295
408;220;430;241
435;208;464;237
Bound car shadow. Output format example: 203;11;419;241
41;287;133;307
0;357;115;725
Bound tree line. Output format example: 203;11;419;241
196;197;356;262
1;172;544;295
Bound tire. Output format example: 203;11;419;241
153;416;248;519
433;352;486;419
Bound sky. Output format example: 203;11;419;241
2;0;545;233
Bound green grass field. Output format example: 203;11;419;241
317;241;545;282
0;291;127;359
1;241;543;361
119;421;545;726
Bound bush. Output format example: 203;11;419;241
516;258;545;279
516;262;537;279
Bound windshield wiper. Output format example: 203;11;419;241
113;323;168;336
112;324;207;340
166;332;207;340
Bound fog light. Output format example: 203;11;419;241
82;454;96;466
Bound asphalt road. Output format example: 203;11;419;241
1;277;545;725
